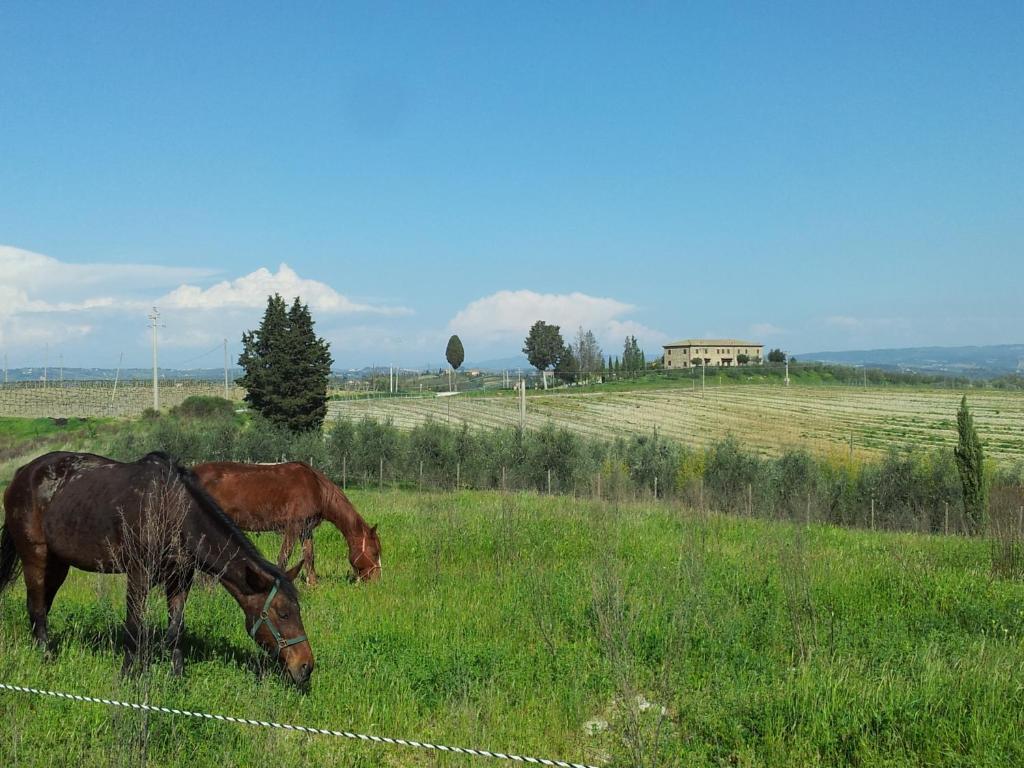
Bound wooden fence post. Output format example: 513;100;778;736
547;468;552;494
654;476;658;500
456;461;461;490
419;460;424;490
502;466;507;492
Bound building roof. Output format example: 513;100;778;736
662;339;763;348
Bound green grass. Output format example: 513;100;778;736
2;490;1023;767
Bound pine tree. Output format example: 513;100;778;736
523;320;564;390
622;335;643;373
238;294;333;432
554;344;577;384
572;326;603;379
954;395;987;533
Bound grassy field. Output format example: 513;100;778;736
2;489;1024;767
328;384;1024;465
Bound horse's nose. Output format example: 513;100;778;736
291;661;313;686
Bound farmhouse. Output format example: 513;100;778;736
662;339;763;369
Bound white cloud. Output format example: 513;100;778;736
0;245;413;359
0;245;217;297
159;263;411;316
449;289;666;349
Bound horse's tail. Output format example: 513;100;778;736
0;526;22;593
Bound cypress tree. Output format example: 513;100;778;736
238;294;289;418
238;294;333;432
446;334;465;392
954;395;987;533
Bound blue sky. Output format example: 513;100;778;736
1;2;1021;369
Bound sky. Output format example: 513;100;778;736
1;2;1021;370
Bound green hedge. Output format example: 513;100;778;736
108;412;1024;535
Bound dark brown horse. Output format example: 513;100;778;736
0;451;314;685
194;461;381;585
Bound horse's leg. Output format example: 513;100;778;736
121;567;148;676
277;528;298;572
22;545;50;650
164;570;193;677
44;560;70;613
301;530;317;586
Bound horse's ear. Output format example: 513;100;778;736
244;565;273;593
371;524;378;533
284;561;303;583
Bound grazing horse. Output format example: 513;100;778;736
0;451;314;686
193;461;381;585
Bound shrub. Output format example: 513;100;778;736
170;395;236;420
409;420;459;488
234;416;293;463
352;417;403;482
288;429;329;470
525;423;588;493
624;430;679;497
704;435;764;513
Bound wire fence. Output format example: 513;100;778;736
0;683;599;768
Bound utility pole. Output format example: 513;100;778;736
111;352;123;410
519;375;526;429
784;353;790;386
223;338;229;399
701;359;705;397
149;307;162;411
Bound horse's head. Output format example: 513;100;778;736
244;562;314;686
349;524;382;582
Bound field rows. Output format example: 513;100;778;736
328;385;1024;464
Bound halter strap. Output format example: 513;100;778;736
249;578;307;651
354;534;381;579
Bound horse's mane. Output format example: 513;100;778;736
307;463;374;537
137;452;297;601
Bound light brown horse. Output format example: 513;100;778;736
193;461;381;585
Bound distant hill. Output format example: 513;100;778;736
799;344;1024;377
